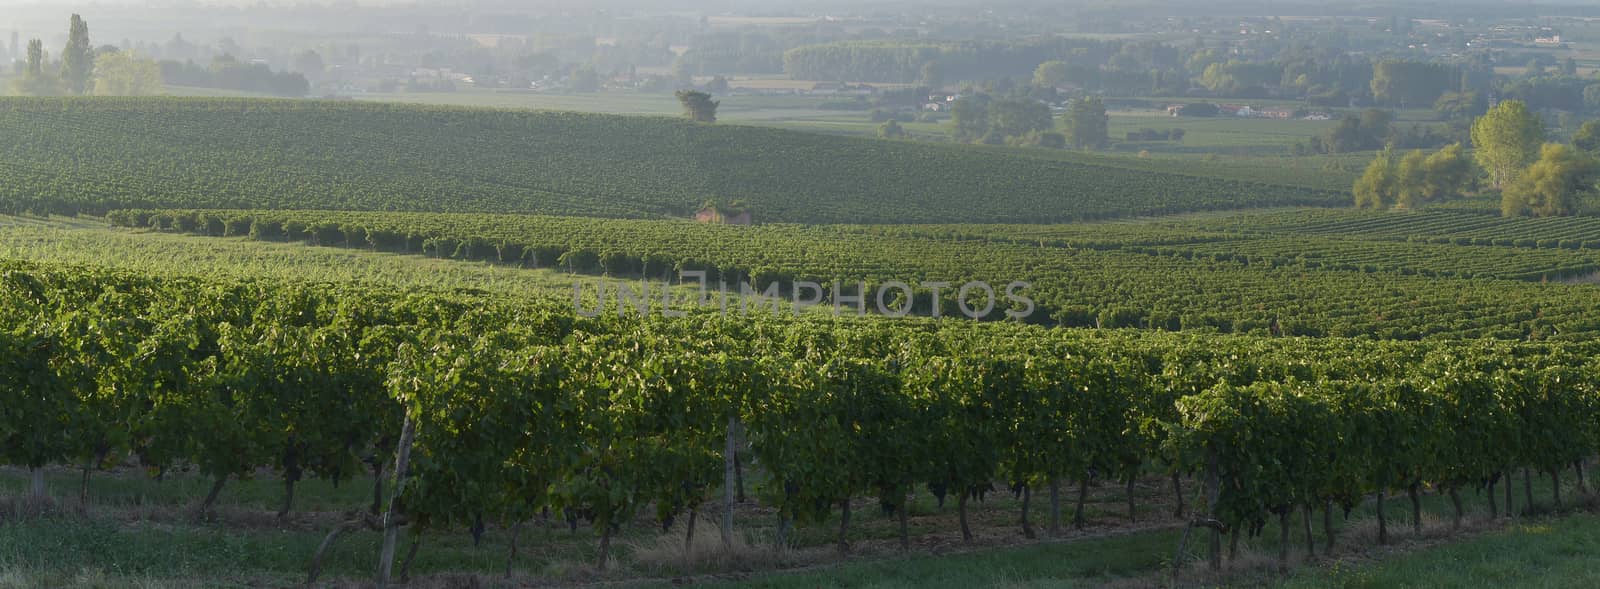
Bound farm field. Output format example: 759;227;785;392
1107;111;1336;156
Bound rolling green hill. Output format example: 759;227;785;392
0;97;1342;224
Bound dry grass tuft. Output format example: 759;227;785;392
625;518;834;577
0;495;69;522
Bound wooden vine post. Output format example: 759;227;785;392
377;416;417;588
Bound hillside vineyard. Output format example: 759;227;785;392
116;208;1600;339
20;0;1600;584
3;259;1598;569
0;98;1342;223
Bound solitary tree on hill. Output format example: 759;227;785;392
879;119;909;139
677;90;719;123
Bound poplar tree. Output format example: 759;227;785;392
1353;150;1397;209
1470;100;1543;189
62;14;94;95
9;39;61;96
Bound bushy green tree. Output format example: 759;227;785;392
1063;97;1108;149
93;50;163;96
1421;143;1472;202
1471;100;1544;188
1394;150;1429;209
1583;85;1600;113
676;90;719;123
878;119;909;139
949;95;991;141
1502;143;1597;217
989;98;1054;139
1353;150;1397;209
1371;60;1454;108
948;95;1053;145
1323;109;1393;153
1197;59;1278;95
1033;60;1070;88
1573;120;1600;153
1434;92;1487;121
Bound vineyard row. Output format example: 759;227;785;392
108;208;1600;341
1;259;1596;578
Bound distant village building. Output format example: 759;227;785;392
695;206;753;225
922;94;959;112
1218;104;1253;117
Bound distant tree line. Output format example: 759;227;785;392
1352;144;1472;210
942;93;1110;150
950;94;1054;144
11;14;96;96
1293;109;1452;155
159;56;310;97
773;33;1600;137
782;37;1402;101
784;38;1126;86
675;31;789;76
1352;100;1600;218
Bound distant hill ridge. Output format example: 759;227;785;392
0;97;1343;223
